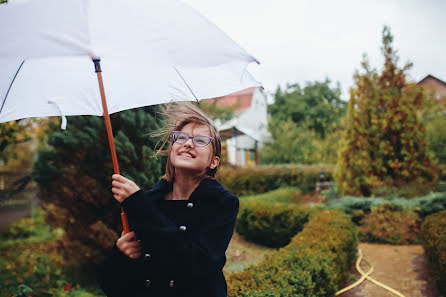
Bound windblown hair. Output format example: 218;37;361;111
152;102;221;183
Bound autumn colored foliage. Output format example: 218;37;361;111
335;26;438;196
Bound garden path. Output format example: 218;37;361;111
340;243;438;297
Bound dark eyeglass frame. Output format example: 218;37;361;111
172;131;213;147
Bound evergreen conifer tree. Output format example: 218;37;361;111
335;26;438;196
32;106;164;260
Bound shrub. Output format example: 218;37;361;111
240;187;301;204
218;164;334;196
0;208;105;297
439;164;446;180
327;192;446;221
228;210;358;297
236;200;312;248
421;210;446;295
359;204;421;244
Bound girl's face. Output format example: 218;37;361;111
170;123;220;176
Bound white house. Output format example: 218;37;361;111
204;87;269;166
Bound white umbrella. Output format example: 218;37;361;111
0;0;260;232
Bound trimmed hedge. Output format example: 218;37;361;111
228;210;358;297
236;200;312;248
240;187;302;204
218;165;334;196
421;210;446;295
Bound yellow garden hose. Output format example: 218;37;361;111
335;249;406;297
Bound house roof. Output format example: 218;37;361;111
203;87;256;113
418;74;446;86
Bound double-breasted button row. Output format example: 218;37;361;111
144;279;175;288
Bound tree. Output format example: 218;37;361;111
426;115;446;164
261;79;345;164
0;120;33;165
268;79;345;139
335;26;438;196
32;106;164;261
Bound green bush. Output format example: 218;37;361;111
0;208;105;297
228;210;358;297
359;205;421;244
218;165;333;196
327;192;446;220
421;210;446;295
240;187;301;204
439;164;446;180
236;200;312;248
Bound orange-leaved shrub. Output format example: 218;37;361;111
359;204;421;244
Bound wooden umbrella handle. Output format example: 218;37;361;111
92;57;130;235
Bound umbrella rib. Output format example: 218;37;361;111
1;59;26;117
174;67;199;102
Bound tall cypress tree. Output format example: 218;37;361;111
32;106;164;260
335;26;438;196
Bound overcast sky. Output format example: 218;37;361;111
184;0;446;101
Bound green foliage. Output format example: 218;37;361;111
31;106;164;262
2;208;64;245
236;200;312;247
262;80;345;164
326;192;446;220
335;26;438;196
421;210;446;295
240;187;302;204
426;115;446;164
0;208;104;297
269;80;345;139
228;210;358;297
218;164;333;196
0;119;32;164
358;204;421;244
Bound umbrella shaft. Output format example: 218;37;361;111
93;58;130;235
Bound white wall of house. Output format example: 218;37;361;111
217;88;269;166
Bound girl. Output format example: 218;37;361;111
98;102;239;297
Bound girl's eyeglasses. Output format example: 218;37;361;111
172;131;213;147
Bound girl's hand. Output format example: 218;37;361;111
116;231;141;259
111;174;140;203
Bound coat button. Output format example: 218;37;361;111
169;280;175;288
187;202;193;208
144;253;151;261
145;279;151;287
179;225;187;232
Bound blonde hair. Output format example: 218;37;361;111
152;102;221;183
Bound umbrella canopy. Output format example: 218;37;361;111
0;0;260;123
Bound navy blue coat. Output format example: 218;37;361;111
97;178;239;297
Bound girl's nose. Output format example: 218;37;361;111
183;138;194;147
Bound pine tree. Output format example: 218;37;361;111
335;26;438;196
32;106;164;261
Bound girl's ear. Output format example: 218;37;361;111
210;156;220;169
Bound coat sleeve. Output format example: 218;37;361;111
121;190;239;278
